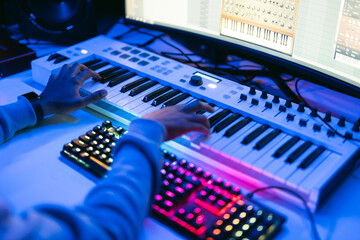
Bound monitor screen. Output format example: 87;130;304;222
124;0;360;96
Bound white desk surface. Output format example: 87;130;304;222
0;65;360;239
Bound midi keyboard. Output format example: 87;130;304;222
31;35;360;212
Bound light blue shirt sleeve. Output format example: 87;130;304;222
0;118;166;240
0;96;37;144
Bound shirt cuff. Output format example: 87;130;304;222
3;96;37;133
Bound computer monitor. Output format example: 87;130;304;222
123;0;360;99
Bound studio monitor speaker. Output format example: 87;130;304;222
16;0;97;43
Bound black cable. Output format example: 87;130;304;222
123;23;203;69
246;186;321;240
119;23;265;89
138;33;166;48
295;79;359;142
114;28;137;40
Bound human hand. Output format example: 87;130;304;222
39;63;108;116
142;101;215;141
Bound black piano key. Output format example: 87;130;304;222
108;72;137;87
152;90;181;106
209;103;216;107
98;66;121;78
121;77;150;93
47;53;61;61
253;129;282;150
129;81;158;96
241;124;269;145
272;136;300;158
89;62;109;71
163;93;190;107
100;69;129;83
143;86;172;102
209;109;232;128
54;56;68;64
224;117;252;138
298;146;326;169
285;141;313;164
196;103;216;114
213;113;241;133
83;59;101;67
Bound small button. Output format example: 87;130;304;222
352;121;360;132
337;116;346;127
327;129;335;137
299;118;308;127
285;98;292;108
272;94;280;103
180;79;186;83
121;46;132;51
200;86;206;90
313;124;321;132
324;112;332;122
279;105;286;112
149;56;160;61
286;113;295;121
120;54;130;59
297;102;305;112
265;101;272;109
139;52;150;58
251;98;259;105
110;50;121;55
240;94;247;101
249;86;256;95
344;132;353;140
129;57;139;62
138;60;149;66
130;49;140;54
310;107;318;117
260;90;268;99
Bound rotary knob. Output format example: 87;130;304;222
190;75;203;86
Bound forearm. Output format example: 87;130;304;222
0;96;37;144
0;119;165;240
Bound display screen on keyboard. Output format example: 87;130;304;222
61;120;285;240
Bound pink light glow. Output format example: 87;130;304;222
155;194;162;201
166;191;175;198
175;186;185;193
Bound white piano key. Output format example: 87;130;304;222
203;107;222;118
240;131;288;166
213;119;257;152
273;145;317;184
205;116;248;147
297;152;343;196
130;101;154;115
252;134;291;170
262;140;304;179
285;150;331;190
230;127;274;162
122;85;164;109
199;116;245;149
139;104;163;116
220;122;260;156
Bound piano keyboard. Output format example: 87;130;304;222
221;18;293;55
221;0;299;54
334;51;360;69
31;35;360;212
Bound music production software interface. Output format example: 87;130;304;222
125;0;360;89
